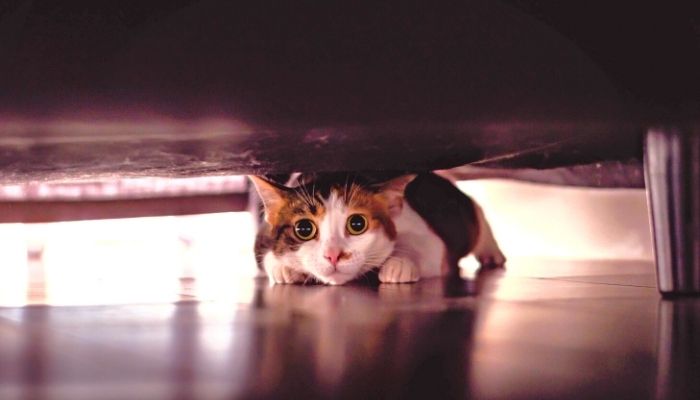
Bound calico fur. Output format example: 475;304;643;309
251;172;504;285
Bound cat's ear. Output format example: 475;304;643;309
248;176;288;223
377;174;416;217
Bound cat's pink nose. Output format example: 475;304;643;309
324;248;347;267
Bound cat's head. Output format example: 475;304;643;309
250;174;414;285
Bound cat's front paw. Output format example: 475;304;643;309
266;264;307;284
378;257;420;283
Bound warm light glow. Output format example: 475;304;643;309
0;224;30;306
0;212;258;307
0;178;654;307
457;179;653;261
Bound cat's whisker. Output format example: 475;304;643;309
303;274;314;285
349;177;360;203
343;174;350;203
389;247;414;256
379;250;410;258
303;184;313;205
363;252;386;261
292;179;311;205
296;185;309;205
292;186;304;204
363;256;391;267
296;184;316;209
357;269;376;283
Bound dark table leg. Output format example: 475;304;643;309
645;127;700;295
655;299;700;398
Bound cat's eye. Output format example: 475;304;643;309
293;219;317;241
346;214;368;235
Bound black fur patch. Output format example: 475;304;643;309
404;173;479;271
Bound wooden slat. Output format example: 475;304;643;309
0;193;249;223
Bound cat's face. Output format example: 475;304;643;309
251;174;412;285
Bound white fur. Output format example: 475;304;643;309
391;203;446;278
264;191;395;285
263;251;307;284
261;185;503;285
310;192;394;284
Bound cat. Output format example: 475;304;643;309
250;172;505;285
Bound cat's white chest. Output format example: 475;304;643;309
393;204;446;277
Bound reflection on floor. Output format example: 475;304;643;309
1;255;698;400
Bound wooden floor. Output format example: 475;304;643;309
0;258;698;400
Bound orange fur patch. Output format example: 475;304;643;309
341;186;397;240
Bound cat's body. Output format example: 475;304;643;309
251;172;504;285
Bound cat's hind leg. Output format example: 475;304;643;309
471;202;506;268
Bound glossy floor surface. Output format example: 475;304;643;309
0;258;698;400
